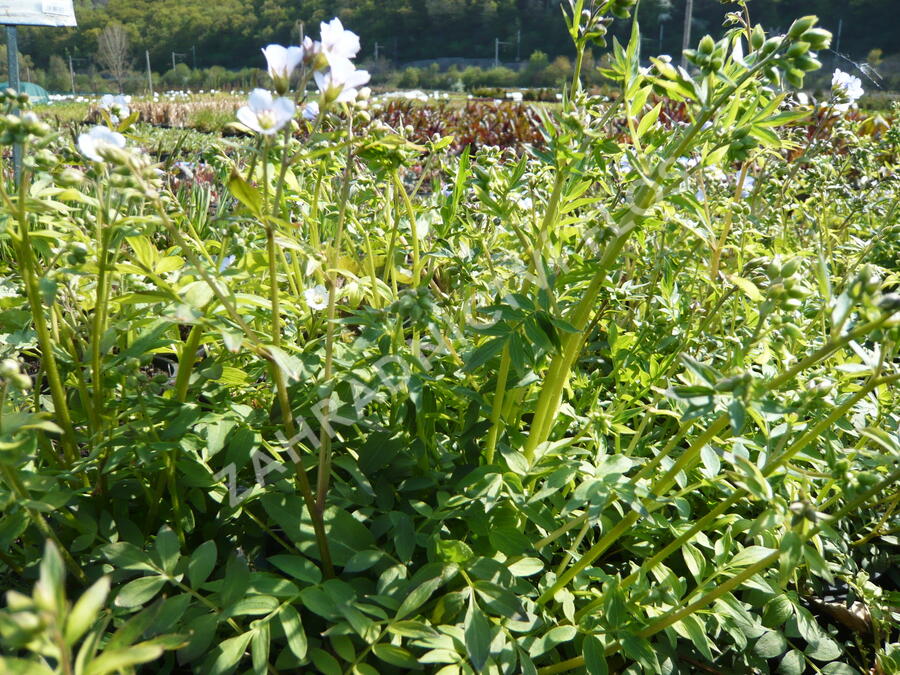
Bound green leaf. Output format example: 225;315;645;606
188;540;217;588
754;631;788;658
682;542;706;579
251;623;270;675
582;635;608;675
228;169;262;216
396;574;445;619
474;580;526;620
114;575;167;608
778;649;805;675
224;595;278;617
154;526;180;575
727;274;765;302
464;336;507;372
508;557;544;577
310;648;342;675
206;631;253;675
372;644;422;669
636;101;663;137
64;576;110;645
35;541;65;614
779;531;803;583
762;595;794;628
464;595;491;671
278;605;307;660
388;620;439;640
433;538;474;563
806;636;841;662
822;664;861;675
730;545;777;568
102;542;156;572
85;645;164;675
268;554;321;584
678;614;713;662
0;658;55;675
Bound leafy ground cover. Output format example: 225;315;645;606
1;2;899;674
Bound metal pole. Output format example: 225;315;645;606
494;38;499;68
659;22;664;54
68;54;76;94
835;18;842;56
145;50;153;95
172;51;176;70
680;0;693;69
6;25;21;182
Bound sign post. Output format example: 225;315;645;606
1;0;77;182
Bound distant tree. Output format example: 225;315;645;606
46;55;70;92
97;22;131;92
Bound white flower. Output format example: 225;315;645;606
219;255;236;272
236;89;295;135
262;44;304;92
99;94;130;123
831;69;863;111
304;285;328;310
77;125;126;162
314;58;371;104
302;101;320;121
319;18;360;65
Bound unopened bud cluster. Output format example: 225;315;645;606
764;256;810;310
0;111;51;145
0;358;32;391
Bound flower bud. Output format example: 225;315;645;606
761;37;782;55
781;258;801;277
11;372;32;391
750;25;765;50
801;28;831;51
0;358;21;378
58;168;86;187
698;35;715;55
788;16;818;40
786;42;810;58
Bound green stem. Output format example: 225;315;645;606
174;324;204;402
8;181;77;466
484;344;511;464
0;465;86;583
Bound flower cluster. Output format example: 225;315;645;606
831;68;864;111
77;125;126;163
236;18;370;135
99;94;131;124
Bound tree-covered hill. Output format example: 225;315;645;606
10;0;899;75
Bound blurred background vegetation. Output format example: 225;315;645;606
1;0;898;94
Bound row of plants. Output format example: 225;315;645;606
1;1;898;673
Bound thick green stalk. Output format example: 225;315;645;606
173;324;205;402
90;223;112;425
484;344;511;464
315;119;355;516
8;182;77;466
522;50;783;463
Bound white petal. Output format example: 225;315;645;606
247;88;274;112
236;106;261;132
